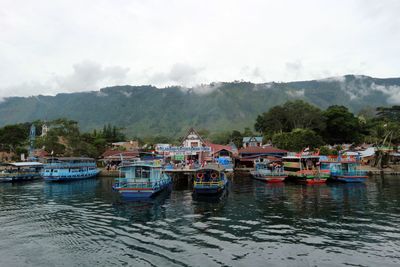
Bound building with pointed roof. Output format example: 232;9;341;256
181;128;206;148
242;136;263;148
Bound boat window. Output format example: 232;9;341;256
302;158;318;170
284;158;300;162
320;163;329;170
135;167;151;178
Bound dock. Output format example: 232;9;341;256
359;166;400;176
99;169;121;177
165;169;197;183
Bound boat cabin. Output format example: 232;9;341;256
0;162;43;181
283;155;321;175
119;161;163;181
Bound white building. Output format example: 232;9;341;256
41;123;49;137
181;128;206;147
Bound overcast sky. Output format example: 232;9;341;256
1;0;399;98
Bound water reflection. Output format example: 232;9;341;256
0;175;400;266
43;178;100;199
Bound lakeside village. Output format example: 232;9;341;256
1;101;400;198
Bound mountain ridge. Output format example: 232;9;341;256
1;75;399;137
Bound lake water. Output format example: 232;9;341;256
0;175;399;267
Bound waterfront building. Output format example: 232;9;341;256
41;123;49;137
236;146;288;168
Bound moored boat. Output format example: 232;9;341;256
216;156;234;172
250;159;287;183
0;162;43;182
320;155;368;183
112;161;172;198
193;164;228;194
41;157;100;182
283;154;327;184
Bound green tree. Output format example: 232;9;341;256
0;123;31;154
322;105;362;144
210;131;231;144
255;100;325;135
272;128;324;151
376;105;400;122
230;130;243;148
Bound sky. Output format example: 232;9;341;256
1;0;400;98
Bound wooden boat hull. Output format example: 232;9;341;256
0;174;41;182
331;175;368;183
114;182;172;199
193;186;225;195
193;180;228;195
250;171;287;183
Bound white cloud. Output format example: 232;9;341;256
149;63;203;87
0;0;400;98
286;89;305;98
370;84;400;104
54;61;130;92
320;76;346;83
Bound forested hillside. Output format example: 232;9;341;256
0;75;399;137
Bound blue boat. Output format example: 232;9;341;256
0;162;43;182
41;157;100;182
216;156;234;172
112;161;172;199
193;165;228;195
320;156;368;183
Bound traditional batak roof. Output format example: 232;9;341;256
180;128;206;146
242;136;263;143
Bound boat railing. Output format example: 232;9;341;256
331;170;368;176
114;178;170;189
0;172;39;177
44;163;96;168
194;180;224;187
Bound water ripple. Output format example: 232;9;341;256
1;177;400;266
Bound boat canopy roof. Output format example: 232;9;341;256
45;157;95;161
3;162;43;167
197;164;225;172
283;155;320;159
119;161;163;169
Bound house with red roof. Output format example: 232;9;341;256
205;141;237;158
100;149;140;164
235;146;288;168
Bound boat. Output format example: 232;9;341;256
0;162;43;182
282;154;327;184
216;156;234;172
41;157;100;182
320;155;368;183
193;164;228;194
250;158;287;183
112;160;172;198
